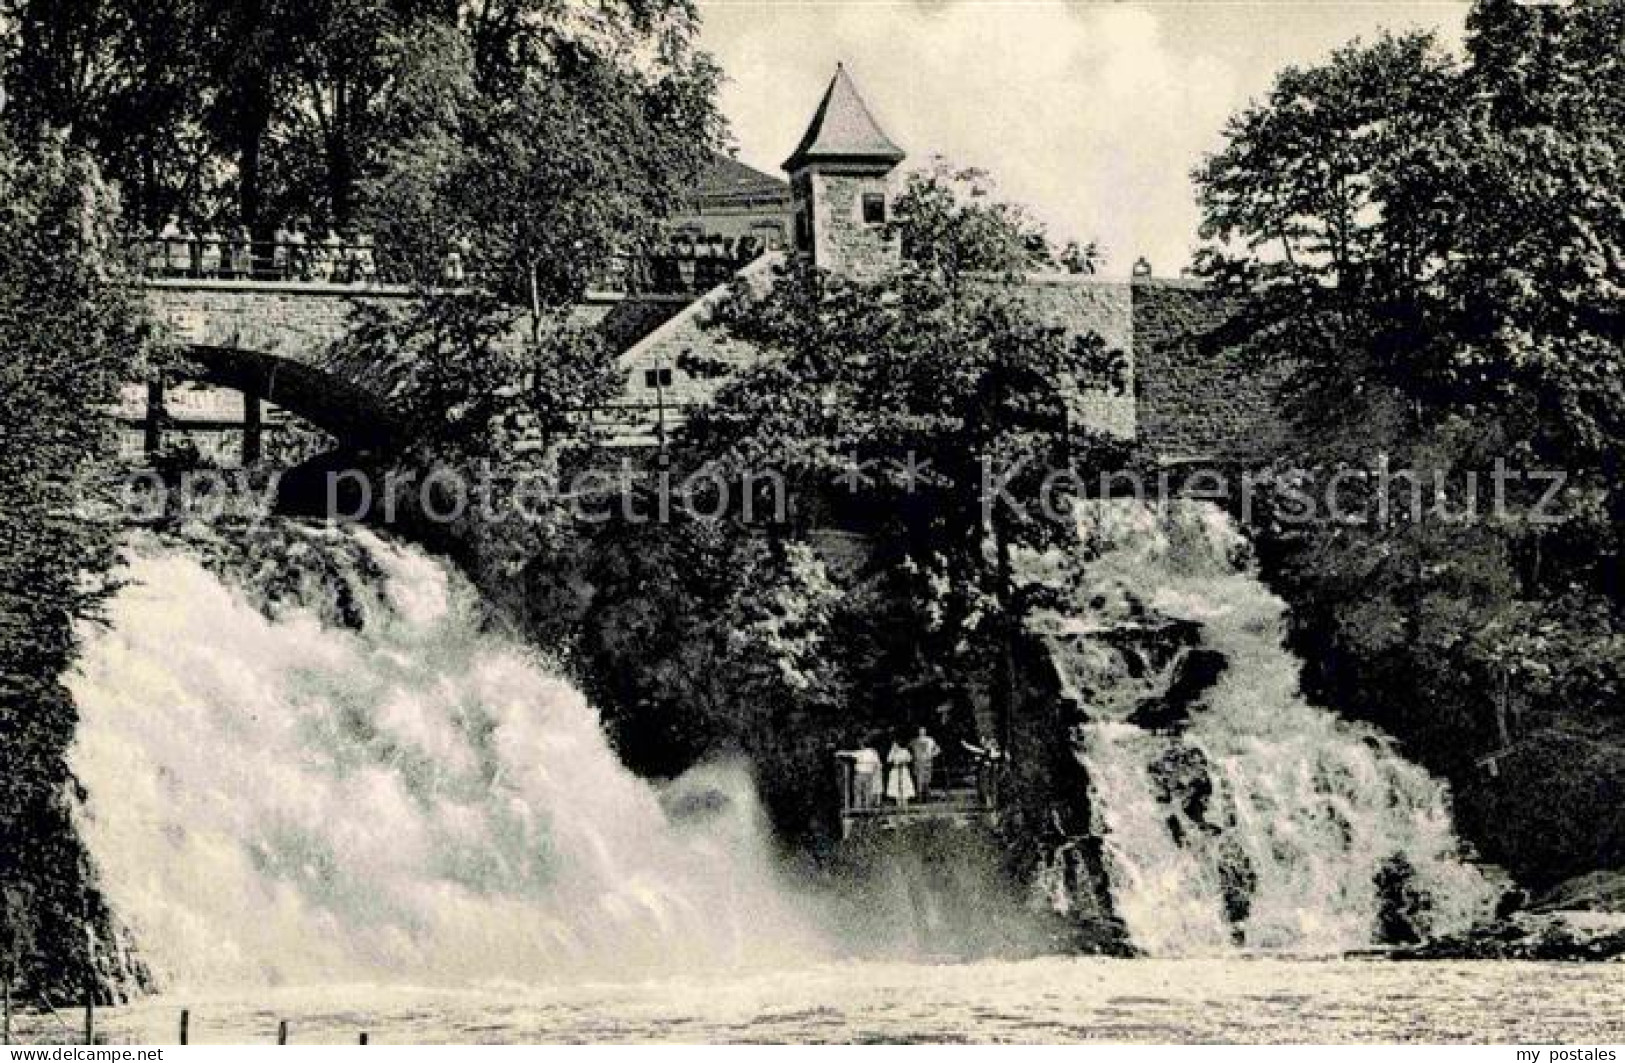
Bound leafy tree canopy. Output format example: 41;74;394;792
0;127;152;999
1;0;725;307
564;166;1122;826
891;159;1101;279
1193;0;1624;881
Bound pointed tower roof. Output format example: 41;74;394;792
782;64;905;173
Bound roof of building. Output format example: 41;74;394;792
783;63;906;173
690;153;790;205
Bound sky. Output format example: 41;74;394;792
696;0;1470;274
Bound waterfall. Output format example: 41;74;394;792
1029;500;1497;956
67;525;822;989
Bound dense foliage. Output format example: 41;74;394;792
0;0;725;298
1194;0;1624;883
889;161;1101;277
560;171;1122;842
0;130;152;1000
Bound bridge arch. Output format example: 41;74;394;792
143;280;424;453
175;344;400;451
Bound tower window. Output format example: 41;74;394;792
795;210;811;251
644;367;673;389
861;193;887;225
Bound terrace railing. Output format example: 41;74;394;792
128;235;397;286
834;748;1002;839
128;235;765;296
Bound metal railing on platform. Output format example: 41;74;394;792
127;235;394;285
126;235;766;296
588;245;759;295
834;748;1002;838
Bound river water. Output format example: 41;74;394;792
56;959;1625;1043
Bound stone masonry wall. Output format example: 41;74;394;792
607;257;781;443
143;281;678;446
611;266;1139;445
810;171;900;279
1130;279;1288;465
145;281;393;360
1005;275;1137;440
142;281;426;443
144;272;1287;465
610;271;1286;464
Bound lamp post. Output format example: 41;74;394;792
653;354;669;456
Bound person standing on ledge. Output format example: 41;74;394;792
288;217;312;279
228;225;253;279
885;737;915;808
837;740;882;809
197;225;222;278
909;726;941;801
158;215;188;275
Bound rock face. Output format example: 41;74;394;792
1530;869;1625;914
1399;869;1625;961
1127;648;1227;732
1394;911;1625;961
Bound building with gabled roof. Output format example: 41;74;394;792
668;153;794;252
604;64;1286;465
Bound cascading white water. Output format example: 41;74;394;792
1027;500;1497;956
66;505;1495;983
67;526;822;988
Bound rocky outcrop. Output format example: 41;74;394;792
1394;911;1625;961
1395;868;1625;959
1126;648;1227;732
1530;870;1625;914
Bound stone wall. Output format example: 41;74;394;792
1000;275;1286;462
1129;279;1288;465
145;270;1290;467
142;280;677;448
145;280;663;358
608;268;1288;464
607;256;782;443
807;170;900;278
143;281;424;444
145;280;397;360
1004;275;1137;440
608;264;1140;445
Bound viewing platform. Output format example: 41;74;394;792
123;228;773;458
834;751;1002;840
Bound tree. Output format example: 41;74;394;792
688;259;1123;760
5;0;722;245
360;28;723;310
574;517;847;792
891;159;1100;279
0;884;35;1040
688;171;1123;597
334;290;622;463
563;168;1123;840
1192;4;1625;883
1;0;214;227
0;128;151;999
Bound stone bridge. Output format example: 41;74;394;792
140;277;681;452
143;278;425;449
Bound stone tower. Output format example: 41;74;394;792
783;64;906;278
